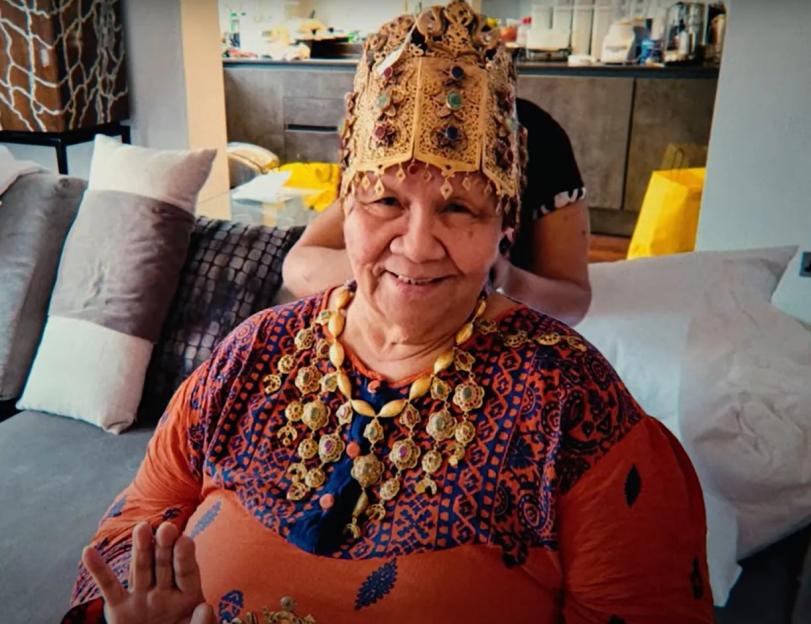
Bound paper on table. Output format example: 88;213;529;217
231;170;293;203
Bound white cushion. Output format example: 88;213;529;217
680;280;811;559
574;245;797;606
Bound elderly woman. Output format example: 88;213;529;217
64;4;713;623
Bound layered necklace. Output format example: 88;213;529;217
262;283;489;540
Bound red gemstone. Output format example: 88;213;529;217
319;494;335;510
374;124;388;139
347;442;361;458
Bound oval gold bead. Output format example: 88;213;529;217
433;349;454;375
337;372;352;398
409;376;432;400
378;399;406;418
351;399;377;418
329;341;345;369
455;322;474;345
328;311;346;337
335;286;353;310
475;299;487;319
353;490;370;516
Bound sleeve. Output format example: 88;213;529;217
554;348;715;623
516;98;586;221
62;315;267;622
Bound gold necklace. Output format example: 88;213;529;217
262;284;488;541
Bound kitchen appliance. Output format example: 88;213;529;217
601;18;648;64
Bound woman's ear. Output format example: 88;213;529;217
499;227;516;256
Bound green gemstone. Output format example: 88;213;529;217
377;92;391;108
446;91;463;110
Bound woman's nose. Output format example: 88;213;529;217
389;208;445;263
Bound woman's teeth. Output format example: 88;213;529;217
394;273;436;285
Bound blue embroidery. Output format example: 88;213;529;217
162;507;182;520
355;559;397;610
105;496;126;519
190;500;221;539
219;589;244;621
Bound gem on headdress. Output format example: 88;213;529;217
374;177;385;196
444;124;461;142
377;91;392;109
395;163;406;183
450;65;465;81
373;122;396;145
494;138;514;170
446;91;463;110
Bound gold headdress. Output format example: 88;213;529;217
339;1;527;225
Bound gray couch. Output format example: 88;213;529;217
0;172;808;623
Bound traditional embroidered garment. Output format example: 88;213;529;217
64;292;713;623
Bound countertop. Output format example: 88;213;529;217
223;57;719;79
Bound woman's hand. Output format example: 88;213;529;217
82;521;215;624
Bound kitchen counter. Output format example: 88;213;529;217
223;57;719;79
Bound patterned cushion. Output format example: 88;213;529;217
139;217;304;422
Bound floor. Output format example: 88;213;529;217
589;234;630;263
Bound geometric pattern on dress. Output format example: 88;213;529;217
179;295;645;568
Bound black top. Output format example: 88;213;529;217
510;98;586;270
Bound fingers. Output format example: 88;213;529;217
190;602;217;624
154;522;180;590
82;545;127;607
129;521;154;591
173;533;203;595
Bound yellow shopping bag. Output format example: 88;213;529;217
627;167;706;260
277;162;340;213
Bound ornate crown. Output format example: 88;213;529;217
339;1;527;225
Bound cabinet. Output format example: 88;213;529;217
223;61;717;236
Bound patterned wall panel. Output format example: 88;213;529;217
0;0;128;132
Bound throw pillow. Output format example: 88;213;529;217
138;217;304;423
0;173;85;400
18;136;216;432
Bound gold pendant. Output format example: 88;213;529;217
262;374;282;395
277;424;298;446
295;366;322;395
415;477;437;496
426;408;456;442
380;477;401;500
302;400;330;432
452;380;484;412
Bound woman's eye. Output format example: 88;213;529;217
374;196;400;207
444;202;473;214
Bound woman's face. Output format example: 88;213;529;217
343;163;505;332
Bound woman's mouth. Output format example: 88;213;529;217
386;271;445;286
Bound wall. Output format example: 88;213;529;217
697;0;811;323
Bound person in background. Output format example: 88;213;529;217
283;99;591;326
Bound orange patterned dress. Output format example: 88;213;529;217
63;292;714;623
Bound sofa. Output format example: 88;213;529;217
0;171;809;623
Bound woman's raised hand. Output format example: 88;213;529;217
82;521;215;624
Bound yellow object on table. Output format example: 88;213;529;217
627;167;706;260
277;162;340;213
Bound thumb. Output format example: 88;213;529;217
189;602;216;624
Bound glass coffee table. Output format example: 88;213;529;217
228;190;320;231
